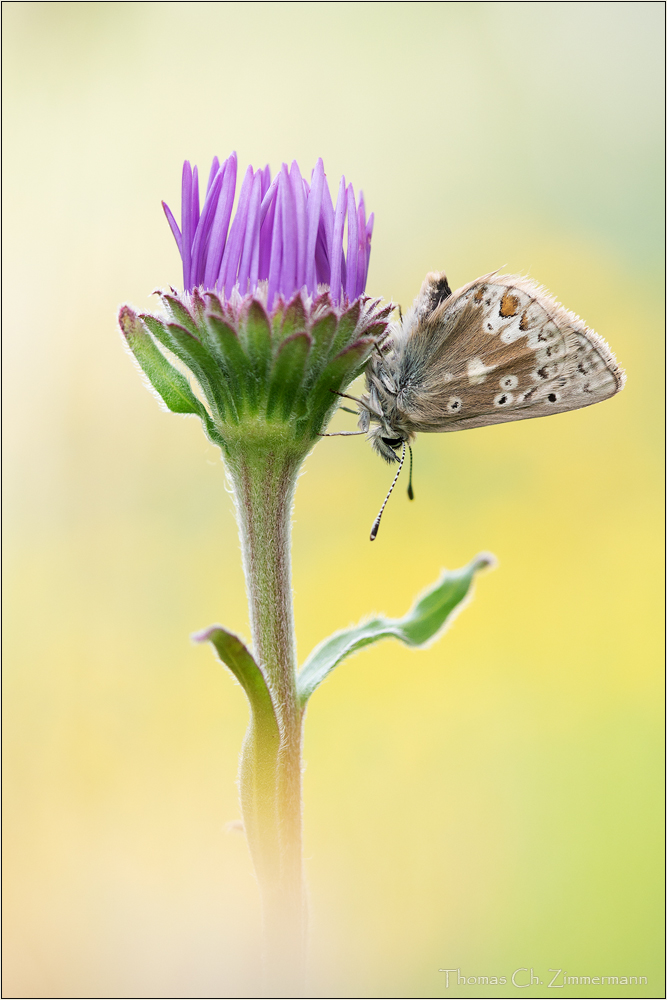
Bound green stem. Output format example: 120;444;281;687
225;428;308;989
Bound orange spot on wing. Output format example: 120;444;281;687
473;286;486;302
499;292;520;317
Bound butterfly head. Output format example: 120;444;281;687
359;405;410;463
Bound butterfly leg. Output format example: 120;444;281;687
330;389;366;406
318;430;365;437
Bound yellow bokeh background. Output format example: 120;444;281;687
3;3;663;997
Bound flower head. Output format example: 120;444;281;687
120;153;390;457
162;154;374;307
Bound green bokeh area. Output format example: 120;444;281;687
3;3;663;998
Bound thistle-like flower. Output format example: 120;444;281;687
117;154;493;987
117;157;393;975
119;154;391;456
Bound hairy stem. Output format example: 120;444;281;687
225;429;308;989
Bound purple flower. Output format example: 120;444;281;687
162;154;374;306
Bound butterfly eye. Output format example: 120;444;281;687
382;437;403;448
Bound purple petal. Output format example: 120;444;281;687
181;161;193;290
305;158;324;294
259;173;279;227
320;170;334;250
249;211;261;289
345;184;358;301
289;161;307;291
259;188;277;282
190;169;223;287
356;194;367;297
162;201;182;254
206;156;220;194
329;175;346;304
279;164;297;298
220;164;254;296
260;165;271;198
203;153;237;289
164;155;373;301
237;170;263;294
315;223;330;287
191;165;200;235
267;180;283;309
365;211;374;287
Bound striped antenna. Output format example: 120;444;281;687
370;441;406;541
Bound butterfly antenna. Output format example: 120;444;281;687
407;445;414;500
370;441;406;541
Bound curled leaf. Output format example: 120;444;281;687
193;625;281;877
297;553;496;705
192;625;278;737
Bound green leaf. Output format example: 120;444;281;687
193;625;281;875
296;553;496;706
265;331;311;421
119;306;203;415
193;625;278;736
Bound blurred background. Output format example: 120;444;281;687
3;3;663;997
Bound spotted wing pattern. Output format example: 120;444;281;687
387;272;625;434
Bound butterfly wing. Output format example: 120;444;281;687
390;272;625;433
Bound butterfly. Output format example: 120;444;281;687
337;271;625;539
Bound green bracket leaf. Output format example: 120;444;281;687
119;306;203;415
266;331;311;421
204;313;253;411
141;314;237;424
120;307;226;449
330;300;362;357
300;312;337;392
279;295;307;341
296;553;496;706
242;299;273;386
159;292;200;337
301;337;375;436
